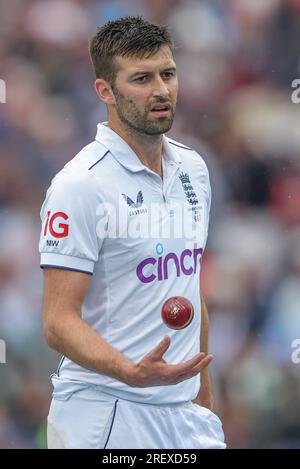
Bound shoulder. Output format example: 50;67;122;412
166;136;210;178
64;139;110;173
48;140;111;194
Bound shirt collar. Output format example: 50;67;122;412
95;122;182;173
163;136;182;167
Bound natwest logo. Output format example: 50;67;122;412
136;243;203;284
44;211;69;238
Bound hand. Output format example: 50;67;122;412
126;335;214;388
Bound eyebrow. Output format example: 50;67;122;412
129;66;177;78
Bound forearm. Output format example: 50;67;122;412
45;311;134;385
45;313;212;390
193;295;214;409
43;269;213;390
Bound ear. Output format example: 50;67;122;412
94;79;115;105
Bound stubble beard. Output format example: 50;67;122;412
112;86;176;136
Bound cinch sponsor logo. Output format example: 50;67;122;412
136;243;203;284
44;211;69;238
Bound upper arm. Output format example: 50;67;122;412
42;268;92;342
39;172;103;275
39;171;104;325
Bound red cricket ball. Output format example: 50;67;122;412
161;296;194;330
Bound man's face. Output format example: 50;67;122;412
111;46;178;136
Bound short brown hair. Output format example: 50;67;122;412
89;16;174;85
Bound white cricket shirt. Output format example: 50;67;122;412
39;123;211;404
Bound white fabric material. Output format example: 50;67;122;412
39;123;212;405
47;386;225;449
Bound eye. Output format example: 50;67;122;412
134;75;148;83
162;71;176;80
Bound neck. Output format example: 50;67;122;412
108;118;164;178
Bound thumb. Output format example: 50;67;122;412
150;335;171;360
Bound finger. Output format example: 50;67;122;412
202;354;214;367
185;354;214;376
148;335;171;360
176;354;214;380
171;352;207;375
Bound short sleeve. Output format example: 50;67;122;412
39;172;102;275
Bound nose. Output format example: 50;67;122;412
152;76;169;98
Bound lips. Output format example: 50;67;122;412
150;103;172;118
150;104;171;112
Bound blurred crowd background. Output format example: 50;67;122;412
1;0;300;449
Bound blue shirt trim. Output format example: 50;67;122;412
88;150;110;170
40;265;93;276
168;141;193;151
